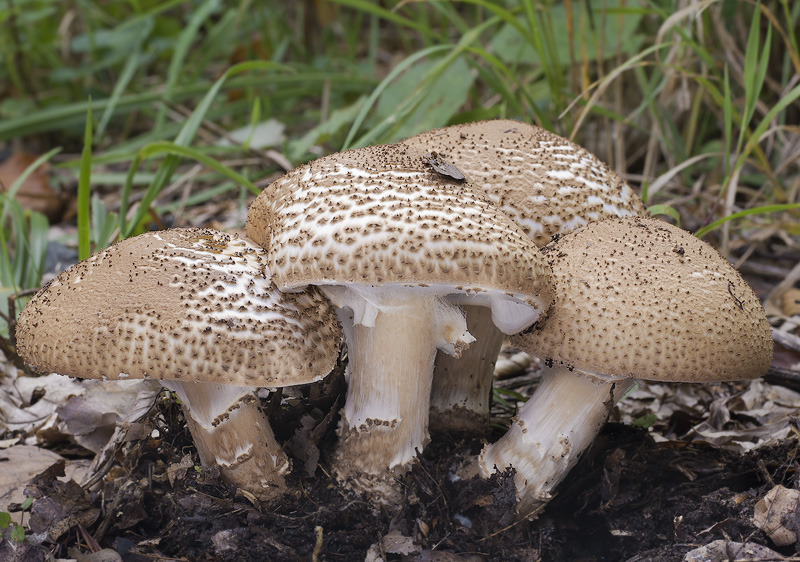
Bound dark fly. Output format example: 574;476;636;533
423;151;466;181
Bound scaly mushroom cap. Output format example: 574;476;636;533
511;217;773;382
16;228;341;386
401;119;647;247
246;142;554;328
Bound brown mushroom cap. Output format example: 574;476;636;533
401;119;647;247
246;142;554;332
16;228;341;386
511;217;773;382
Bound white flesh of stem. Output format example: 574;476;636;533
479;366;634;517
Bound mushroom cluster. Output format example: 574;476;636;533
246;142;553;500
14;120;773;518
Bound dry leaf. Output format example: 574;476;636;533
752;485;800;546
683;539;789;561
0;151;66;221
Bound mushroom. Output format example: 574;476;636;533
478;216;773;516
401;119;648;432
15;228;341;500
246;142;554;500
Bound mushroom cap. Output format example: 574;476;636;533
401;119;648;247
246;143;554;328
16;228;341;386
511;216;773;382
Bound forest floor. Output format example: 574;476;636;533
2;326;800;562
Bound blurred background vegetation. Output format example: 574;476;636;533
0;0;798;338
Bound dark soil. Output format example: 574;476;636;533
5;369;799;562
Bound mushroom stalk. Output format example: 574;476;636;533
479;366;634;517
163;381;288;500
430;306;505;434
329;291;473;500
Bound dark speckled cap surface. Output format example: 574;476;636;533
511;217;773;382
401;119;648;248
16;228;341;386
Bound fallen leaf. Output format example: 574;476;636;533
683;539;790;561
0;151;66;221
0;445;89;525
752;485;800;546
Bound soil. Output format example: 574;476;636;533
3;361;797;562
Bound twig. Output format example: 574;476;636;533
773;328;800;354
764;365;800;393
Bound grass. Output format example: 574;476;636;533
0;0;798;339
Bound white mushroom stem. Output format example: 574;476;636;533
325;288;474;501
163;381;289;500
430;306;505;433
479;366;634;517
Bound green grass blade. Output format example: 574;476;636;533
646;204;680;225
136;141;260;194
733;83;800;173
155;0;220;131
723;65;732;177
330;0;430;34
694;203;800;239
24;211;49;288
120;60;293;237
341;45;451;150
96;40;144;143
741;1;762;128
78;101;94;260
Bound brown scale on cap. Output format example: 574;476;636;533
16;228;341;387
401;119;647;248
247;142;551;305
512;216;773;382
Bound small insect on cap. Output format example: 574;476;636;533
512;216;773;382
247;142;554;334
402;119;648;248
16;228;342;386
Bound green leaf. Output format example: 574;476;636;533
20;497;32;511
631;413;657;429
11;524;25;542
0;512;11;528
155;0;221;131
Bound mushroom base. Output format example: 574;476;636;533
479;366;634;518
165;382;289;501
430;306;505;434
330;292;473;503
